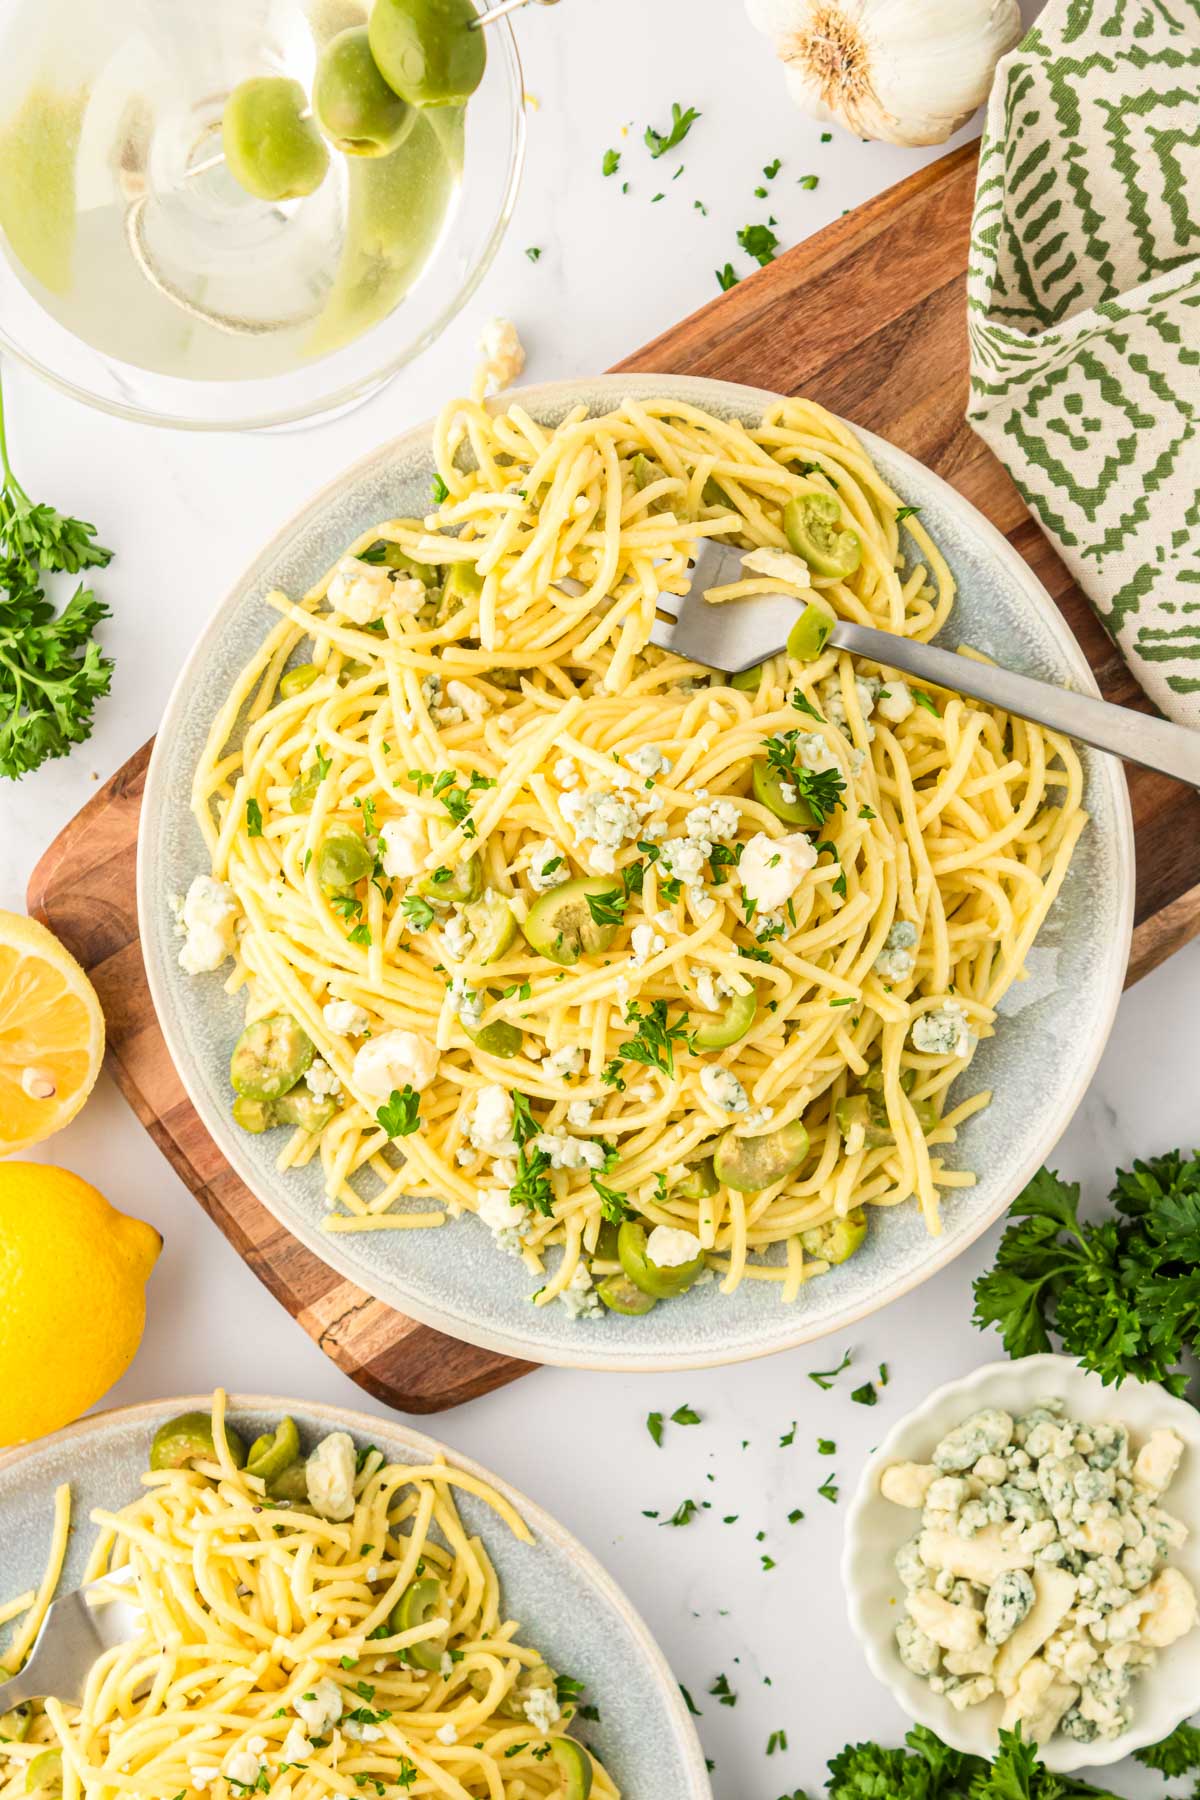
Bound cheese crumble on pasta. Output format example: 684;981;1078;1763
182;392;1086;1318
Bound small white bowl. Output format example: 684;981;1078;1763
842;1354;1200;1774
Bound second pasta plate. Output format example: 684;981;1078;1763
139;375;1133;1370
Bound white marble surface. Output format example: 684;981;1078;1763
3;0;1198;1791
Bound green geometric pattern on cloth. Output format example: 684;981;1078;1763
966;0;1200;723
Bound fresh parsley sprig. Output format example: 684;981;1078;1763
764;732;847;827
821;1725;1125;1798
973;1154;1200;1393
601;999;689;1089
644;103;700;159
376;1087;420;1138
0;374;114;779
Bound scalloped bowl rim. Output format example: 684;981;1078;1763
841;1353;1200;1773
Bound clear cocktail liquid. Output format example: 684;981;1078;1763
0;0;460;381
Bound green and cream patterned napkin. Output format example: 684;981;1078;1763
967;0;1200;724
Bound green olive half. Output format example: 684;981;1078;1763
617;1221;705;1300
266;1460;310;1502
247;1417;301;1486
597;1272;657;1316
672;1154;719;1201
314;26;415;156
800;1207;867;1264
462;889;517;963
150;1411;247;1472
713;1119;809;1193
549;1739;593;1800
443;560;484;607
231;1014;315;1101
522;876;621;966
0;1702;31;1744
465;1016;523;1059
280;662;321;700
752;757;817;829
222;77;329;203
691;985;756;1051
730;663;765;692
786;601;836;662
368;0;486;108
24;1751;62;1798
783;493;862;580
317;822;373;893
415;855;482;905
233;1089;335;1134
390;1576;446;1670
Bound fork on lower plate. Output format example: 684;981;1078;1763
648;538;1200;787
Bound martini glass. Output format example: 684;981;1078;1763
0;0;524;428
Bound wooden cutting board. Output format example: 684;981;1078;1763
27;143;1200;1414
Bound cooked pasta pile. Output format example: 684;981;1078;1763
184;392;1086;1315
0;1396;615;1800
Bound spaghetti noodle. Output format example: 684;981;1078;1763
184;393;1086;1315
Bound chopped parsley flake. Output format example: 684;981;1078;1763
809;1349;852;1389
602;148;621;177
644;102;700;158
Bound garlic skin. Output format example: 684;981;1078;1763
745;0;1023;148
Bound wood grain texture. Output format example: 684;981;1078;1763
27;143;1200;1414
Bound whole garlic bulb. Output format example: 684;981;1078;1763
745;0;1023;147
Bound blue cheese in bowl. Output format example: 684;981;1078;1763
882;1399;1198;1747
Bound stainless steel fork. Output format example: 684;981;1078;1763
0;1569;139;1712
647;539;1200;786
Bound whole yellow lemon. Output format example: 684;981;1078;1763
0;1164;161;1447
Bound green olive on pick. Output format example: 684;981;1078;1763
369;0;487;108
222;77;329;202
314;26;416;157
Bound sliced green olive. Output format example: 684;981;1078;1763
786;601;836;662
232;1094;275;1134
150;1411;247;1471
702;475;732;508
231;1014;315;1101
340;659;374;683
783;493;862;580
0;1702;31;1744
691;986;756;1051
487;665;526;691
317;822;373;893
247;1417;301;1486
289;763;324;813
672;1154;719;1201
368;0;486;108
800;1207;867;1264
465;1017;523;1059
266;1459;310;1502
593;1220;621;1261
840;1070;937;1143
362;541;438;584
25;1751;62;1797
280;662;321;699
462;889;517;963
275;1088;338;1132
549;1738;593;1799
730;663;765;692
222;77;329;203
415;855;482;904
597;1272;658;1315
390;1576;446;1670
713;1119;809;1194
834;1092;891;1150
522;876;621;966
617;1221;705;1300
751;756;816;829
443;560;484;606
314;25;415;156
630;453;658;490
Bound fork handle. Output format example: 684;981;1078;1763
833;620;1200;787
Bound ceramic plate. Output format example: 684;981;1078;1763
842;1355;1200;1772
0;1394;709;1799
139;375;1134;1370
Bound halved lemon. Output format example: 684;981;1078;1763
0;910;104;1155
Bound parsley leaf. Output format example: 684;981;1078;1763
1135;1719;1200;1776
602;998;689;1087
590;1174;631;1224
647;1411;664;1447
644;102;700;158
736;222;779;266
0;375;115;779
402;894;435;930
911;690;940;716
245;798;263;838
709;1673;737;1707
602;148;621;177
376;1086;420;1138
715;263;740;293
895;504;923;523
808;1349;852;1389
661;1498;698;1527
671;1403;700;1426
585;886;627;929
431;475;449;505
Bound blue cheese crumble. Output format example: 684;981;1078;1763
911;1001;972;1058
882;1399;1197;1746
